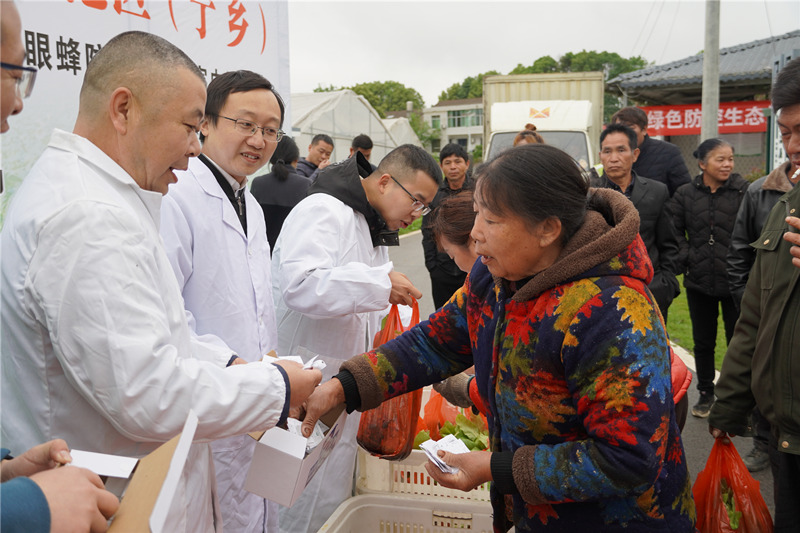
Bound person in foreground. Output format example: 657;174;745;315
272;144;440;532
1;439;119;533
0;31;321;533
302;144;696;532
708;56;800;530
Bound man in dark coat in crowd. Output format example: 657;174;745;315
612;106;691;196
591;123;681;319
421;143;470;309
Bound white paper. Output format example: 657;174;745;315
274;354;327;371
419;434;470;474
69;449;138;479
285;418;329;454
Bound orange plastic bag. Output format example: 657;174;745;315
693;437;773;533
423;390;459;440
356;301;421;460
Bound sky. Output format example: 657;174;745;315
287;0;800;108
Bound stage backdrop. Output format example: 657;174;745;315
1;0;290;223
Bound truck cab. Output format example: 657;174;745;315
485;100;596;170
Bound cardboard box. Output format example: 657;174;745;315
69;411;198;533
244;405;347;507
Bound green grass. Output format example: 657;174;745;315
665;275;729;370
399;217;423;236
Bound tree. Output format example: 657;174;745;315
313;83;343;92
313;80;431;146
508;50;650;122
408;112;440;149
509;55;558;74
557;50;648;82
313;80;425;119
438;70;500;102
350;81;425;119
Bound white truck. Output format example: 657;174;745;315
483;72;605;169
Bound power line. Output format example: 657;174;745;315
639;0;668;59
631;1;659;57
659;1;682;64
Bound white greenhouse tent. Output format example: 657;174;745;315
382;117;422;147
290;90;402;164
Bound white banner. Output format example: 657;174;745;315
1;0;290;221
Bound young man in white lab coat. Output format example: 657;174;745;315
272;144;441;532
159;70;286;532
0;32;321;533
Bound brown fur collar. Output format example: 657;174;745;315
508;188;640;302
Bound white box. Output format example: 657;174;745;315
244;405;347;507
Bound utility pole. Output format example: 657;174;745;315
701;0;720;140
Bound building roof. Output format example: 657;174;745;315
432;97;483;108
607;30;800;105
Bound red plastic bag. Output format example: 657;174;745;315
422;390;459;441
693;437;773;533
356;301;421;460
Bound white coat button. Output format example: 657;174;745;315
764;239;770;245
248;248;253;257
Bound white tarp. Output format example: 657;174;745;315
1;0;290;223
382;117;422;147
291;90;400;164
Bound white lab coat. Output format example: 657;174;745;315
272;192;392;533
160;156;281;532
1;130;289;533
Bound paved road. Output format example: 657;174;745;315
390;229;775;515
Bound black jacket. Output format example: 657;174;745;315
590;171;681;313
727;161;794;306
295;158;319;180
307;151;399;247
669;173;749;297
421;177;473;277
251;167;311;252
633;136;692;196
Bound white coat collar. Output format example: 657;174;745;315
48;129;164;227
188;156;252;239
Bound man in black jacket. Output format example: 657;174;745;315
296;133;334;180
592;123;681;319
612;107;691;196
421;143;471;308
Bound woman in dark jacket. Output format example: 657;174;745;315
251;136;310;253
669;138;749;418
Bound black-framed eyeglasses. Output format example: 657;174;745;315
211;114;284;142
1;62;37;99
389;175;430;215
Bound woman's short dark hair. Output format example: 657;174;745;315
431;190;475;251
475;144;588;245
270;136;300;182
693;138;733;166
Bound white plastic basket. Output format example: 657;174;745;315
318;494;495;533
356;449;492;502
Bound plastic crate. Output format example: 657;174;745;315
356;449;492;502
318;494;495;533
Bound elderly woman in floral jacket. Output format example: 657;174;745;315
303;144;696;532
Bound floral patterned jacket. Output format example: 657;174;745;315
342;188;696;532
